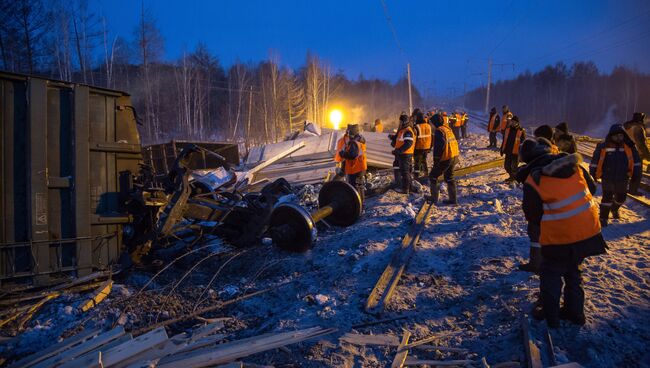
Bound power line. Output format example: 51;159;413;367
379;0;406;59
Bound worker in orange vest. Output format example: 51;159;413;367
589;124;641;226
337;124;367;203
413;112;432;181
460;112;469;139
533;125;560;154
372;119;384;133
486;107;500;149
450;112;461;139
499;105;513;137
518;138;606;328
427;113;460;204
334;129;349;178
500;115;526;182
390;113;415;194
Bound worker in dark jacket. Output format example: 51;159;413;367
553;122;578;154
519;139;607;328
500;115;526;181
590;124;642;226
487;107;500;149
515;137;552;273
460;112;469;139
534;125;560;154
337;124;367;203
391;113;415;194
427;113;460;204
623;112;649;195
413;112;432;181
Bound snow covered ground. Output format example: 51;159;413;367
1;123;648;367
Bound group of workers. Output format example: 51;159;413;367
501;107;646;329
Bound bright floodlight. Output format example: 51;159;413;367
329;109;343;130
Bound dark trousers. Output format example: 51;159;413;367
413;149;429;178
452;127;461;139
540;257;584;322
504;154;519;179
397;154;412;190
346;172;366;204
461;124;468;138
429;156;457;183
629;173;642;194
488;131;498;147
601;180;628;218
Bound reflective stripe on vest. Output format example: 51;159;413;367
439;125;460;161
396;127;415;155
415;123;432;149
525;169;601;245
550;144;560;154
594;144;634;179
334;134;349;163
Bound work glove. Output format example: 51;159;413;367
335;167;344;177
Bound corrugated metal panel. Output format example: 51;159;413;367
0;72;142;287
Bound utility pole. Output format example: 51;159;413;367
407;63;413;114
485;58;492;114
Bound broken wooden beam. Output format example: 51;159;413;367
365;201;434;314
390;330;411;368
339;333;468;353
157;326;336;367
80;279;113;312
521;315;543;368
404;358;475;366
8;328;103;368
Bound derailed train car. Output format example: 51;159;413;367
0;71;142;287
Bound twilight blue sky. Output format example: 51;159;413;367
96;0;650;96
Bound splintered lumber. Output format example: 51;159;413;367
404;358;475;366
59;327;168;368
30;327;126;368
544;327;558;366
8;327;103;368
338;333;468;353
398;334;443;352
237;141;306;190
0;292;60;329
390;330;411;368
80;279;113;312
521;316;543;368
452;158;505;178
157;326;336;368
365;201;434;314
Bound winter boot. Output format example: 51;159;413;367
443;180;458;205
599;204;610;227
611;202;621;219
518;243;541;273
426;179;439;203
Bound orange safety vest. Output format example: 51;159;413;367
438;124;460;161
499;112;512;131
395;127;415;155
415;123;432;150
454;113;462;127
443;115;449;125
374;123;384;133
550;144;560;155
344;141;367;175
487;114;498;132
461;114;468;126
525;169;600;246
334;134;349;162
503;127;524;154
594;144;635;179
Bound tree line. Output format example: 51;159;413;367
0;0;422;145
464;62;650;134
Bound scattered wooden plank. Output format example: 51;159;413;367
216;363;243;368
80;280;113;312
548;363;584;368
398;334;441;352
15;292;61;330
404;358;475;366
76;333;133;362
50;270;112;292
60;327;168;368
351;315;408;328
544;327;558;366
8;327;102;368
390;330;411;368
338;333;468;353
31;327;125;368
157;326;336;368
521;316;543;368
365;201;434;314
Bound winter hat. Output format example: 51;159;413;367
534;125;554;141
347;123;360;136
555;122;569;134
431;113;444;127
519;138;551;164
608;123;626;136
490;107;497;114
399;113;409;123
633;112;646;122
502;105;509;112
415;112;425;124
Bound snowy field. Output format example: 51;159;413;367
1;124;649;367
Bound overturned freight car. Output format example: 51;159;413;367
0;72;142;288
